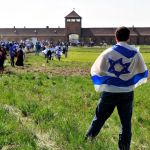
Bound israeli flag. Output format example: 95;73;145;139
91;42;148;93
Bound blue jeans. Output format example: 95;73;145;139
86;91;134;150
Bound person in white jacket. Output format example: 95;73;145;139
85;26;148;150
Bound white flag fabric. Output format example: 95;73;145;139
91;42;148;93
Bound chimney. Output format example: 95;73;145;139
132;25;134;31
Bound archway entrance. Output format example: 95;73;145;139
69;34;80;45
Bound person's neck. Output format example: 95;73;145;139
117;41;127;44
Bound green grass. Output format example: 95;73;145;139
0;46;150;150
0;107;37;150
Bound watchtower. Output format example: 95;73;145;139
65;10;82;42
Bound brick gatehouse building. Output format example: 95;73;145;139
0;10;150;45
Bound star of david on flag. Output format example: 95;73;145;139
108;58;130;77
91;44;148;92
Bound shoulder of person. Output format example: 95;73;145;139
101;47;114;56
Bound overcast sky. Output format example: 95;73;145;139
0;0;150;28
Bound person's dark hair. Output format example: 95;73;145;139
115;26;130;41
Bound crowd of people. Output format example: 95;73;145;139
0;40;69;73
42;44;68;62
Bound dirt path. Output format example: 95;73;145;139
2;104;60;150
4;65;90;76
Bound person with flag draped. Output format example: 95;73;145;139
85;26;148;150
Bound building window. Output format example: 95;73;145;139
76;19;80;22
67;19;71;22
67;18;80;22
71;19;75;22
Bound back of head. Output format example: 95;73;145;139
115;26;130;42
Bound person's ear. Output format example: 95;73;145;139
127;38;130;42
115;37;118;43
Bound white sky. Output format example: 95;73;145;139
0;0;150;28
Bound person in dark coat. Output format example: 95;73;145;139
16;45;25;66
0;46;7;73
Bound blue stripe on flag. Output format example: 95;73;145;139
92;70;148;87
112;45;137;58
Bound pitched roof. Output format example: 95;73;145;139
132;27;150;36
81;28;116;36
81;27;149;37
65;10;81;18
0;27;150;37
0;28;66;36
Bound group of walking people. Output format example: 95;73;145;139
42;44;68;62
0;41;26;73
9;43;25;67
0;40;69;73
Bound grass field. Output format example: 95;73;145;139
0;46;150;150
